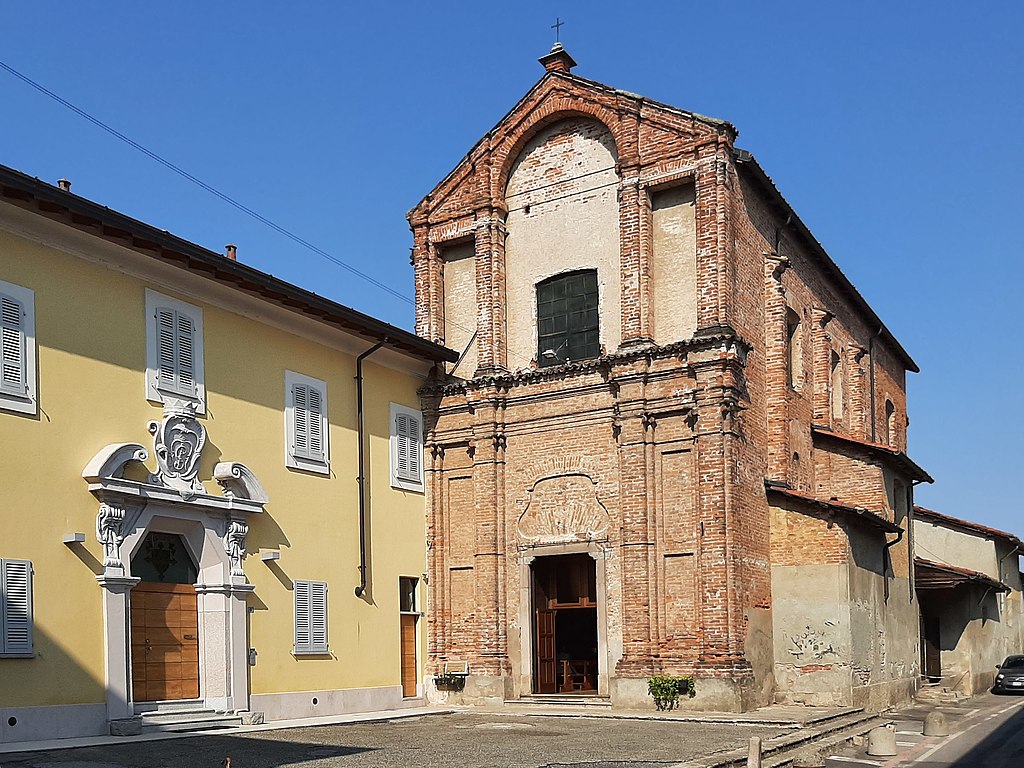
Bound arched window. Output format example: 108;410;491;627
830;349;844;420
537;270;600;366
786;307;802;389
885;399;896;446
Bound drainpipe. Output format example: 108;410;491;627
882;528;905;603
354;340;387;597
868;326;883;442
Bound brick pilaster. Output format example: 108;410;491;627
811;307;834;424
764;253;790;481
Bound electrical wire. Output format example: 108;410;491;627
0;59;619;371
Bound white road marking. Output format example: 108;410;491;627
827;757;883;766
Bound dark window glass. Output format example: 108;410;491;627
399;577;418;613
130;532;198;584
537;270;599;366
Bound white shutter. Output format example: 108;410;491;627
396;413;421;482
293;384;310;458
176;312;195;394
0;294;25;396
294;580;311;652
310;581;328;652
155;307;178;392
2;560;33;656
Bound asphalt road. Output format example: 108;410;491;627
910;695;1024;768
0;712;793;768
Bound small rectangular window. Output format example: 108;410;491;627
1;559;33;657
145;290;205;412
390;403;424;492
537;270;600;366
285;371;329;474
293;579;328;654
0;280;37;416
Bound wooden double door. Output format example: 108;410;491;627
131;582;200;702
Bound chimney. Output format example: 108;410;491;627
539;42;577;74
57;178;71;192
225;244;237;261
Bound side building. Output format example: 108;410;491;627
913;506;1024;696
410;45;929;711
0;165;455;743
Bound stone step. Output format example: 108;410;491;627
139;710;243;733
505;695;612;707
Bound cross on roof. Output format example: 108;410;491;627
551;17;564;43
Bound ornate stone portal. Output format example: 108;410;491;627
82;406;268;726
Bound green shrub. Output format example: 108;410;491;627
647;675;696;710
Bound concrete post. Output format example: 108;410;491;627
924;711;949;737
867;725;897;756
747;736;762;768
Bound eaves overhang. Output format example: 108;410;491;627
734;149;919;374
914;557;1009;593
811;425;933;484
0;164;457;365
913;506;1024;549
765;482;902;534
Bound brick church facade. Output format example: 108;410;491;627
410;45;930;711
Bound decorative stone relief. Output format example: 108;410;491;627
516;472;611;544
95;498;144;572
213;462;268;503
223;518;249;578
148;405;206;496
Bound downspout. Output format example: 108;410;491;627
868;326;883;442
354;340;387;598
882;528;904;603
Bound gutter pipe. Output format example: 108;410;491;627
354;340;387;597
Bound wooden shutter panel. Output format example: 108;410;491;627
0;294;25;396
155;307;178;392
293;384;310;458
176;313;195;394
294;580;311;652
310;582;328;652
395;413;421;482
2;560;33;655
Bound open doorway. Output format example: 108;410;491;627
532;554;598;694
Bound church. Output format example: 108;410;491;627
410;44;930;711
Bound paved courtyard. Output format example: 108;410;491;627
0;712;794;768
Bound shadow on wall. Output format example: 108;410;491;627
0;624;106;743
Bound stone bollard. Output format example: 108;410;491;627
924;710;949;737
867;725;897;756
747;736;762;768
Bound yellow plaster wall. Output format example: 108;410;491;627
0;228;429;706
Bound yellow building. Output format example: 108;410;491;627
0;164;455;743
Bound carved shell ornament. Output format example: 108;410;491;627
516;472;611;544
148;405;206;495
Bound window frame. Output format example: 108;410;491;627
0;279;37;416
145;289;206;413
390;403;424;492
293;579;328;655
535;269;601;367
1;558;34;658
285;370;330;475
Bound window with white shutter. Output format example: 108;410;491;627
285;371;329;474
1;559;33;657
293;579;328;654
0;280;37;416
390;403;424;492
145;289;205;412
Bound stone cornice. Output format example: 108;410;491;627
420;331;751;397
84;476;265;516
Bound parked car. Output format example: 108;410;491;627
992;656;1024;693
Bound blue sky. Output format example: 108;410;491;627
1;2;1021;532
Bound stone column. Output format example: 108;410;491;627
97;574;140;721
